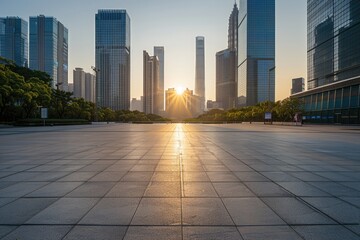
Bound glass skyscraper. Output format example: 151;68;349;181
294;0;360;124
195;36;205;112
29;15;68;90
0;17;28;67
154;46;164;112
95;10;130;111
237;0;275;106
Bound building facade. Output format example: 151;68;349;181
143;51;160;114
85;72;96;103
95;10;130;110
0;17;28;67
130;97;144;112
291;77;305;95
237;0;275;106
154;46;164;111
294;0;360;124
195;36;205;112
29;15;68;90
73;68;85;99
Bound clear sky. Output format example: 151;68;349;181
0;0;307;101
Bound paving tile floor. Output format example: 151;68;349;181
0;123;359;239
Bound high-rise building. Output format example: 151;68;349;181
154;46;164;111
0;17;28;67
215;3;238;110
29;15;68;90
195;36;205;112
85;72;96;103
237;0;275;106
130;97;143;112
73;68;85;99
166;88;201;120
143;51;160;114
95;10;130;110
291;77;305;95
216;49;237;109
293;0;360;124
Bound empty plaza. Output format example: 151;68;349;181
0;123;359;240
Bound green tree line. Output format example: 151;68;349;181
0;58;168;123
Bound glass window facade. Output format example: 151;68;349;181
237;0;275;106
0;17;28;67
96;10;130;111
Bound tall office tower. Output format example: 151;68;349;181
143;51;160;114
293;0;360;124
95;10;130;110
228;3;239;50
0;17;28;67
291;77;304;95
29;15;68;90
195;36;205;112
216;49;237;109
237;0;275;106
73;68;85;99
85;72;96;103
154;46;164;111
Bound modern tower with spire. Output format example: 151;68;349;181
195;36;205;112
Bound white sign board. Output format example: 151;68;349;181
264;112;272;120
41;108;48;119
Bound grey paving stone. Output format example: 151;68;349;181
106;181;148;197
234;172;269;182
66;182;116;197
207;172;239;182
27;198;98;224
277;182;330;197
302;197;360;224
131;198;181;225
0;198;57;224
183;226;242;240
124;226;182;240
80;198;140;225
26;182;83;197
223;198;284;226
144;181;180;197
0;226;17;239
1;225;71;240
293;225;360;240
308;182;360;197
183;172;210;181
151;171;180;181
121;171;154;182
184;182;218;197
213;182;255;197
89;171;126;181
0;198;15;207
261;172;300;182
57;171;98;181
340;197;360;208
244;182;292;197
262;197;335;225
183;198;234;225
238;226;303;240
63;226;127;240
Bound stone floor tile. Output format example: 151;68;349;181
106;181;148;197
238;226;303;240
213;182;255;197
66;182;116;197
293;225;360;240
27;182;83;197
144;181;180;197
183;226;242;240
1;225;71;240
124;226;182;240
244;182;292;197
63;226;127;240
184;182;218;197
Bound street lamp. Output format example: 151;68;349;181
268;66;276;101
91;66;100;122
55;82;63;91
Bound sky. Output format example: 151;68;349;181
0;0;307;101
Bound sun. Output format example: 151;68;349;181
176;86;185;95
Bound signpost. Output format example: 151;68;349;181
264;112;272;124
41;107;48;126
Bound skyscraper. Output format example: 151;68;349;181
143;51;160;114
154;46;164;112
237;0;275;106
293;0;360;124
195;36;205;112
29;15;68;90
215;3;238;110
291;77;304;95
95;10;130;110
0;17;28;67
85;72;96;103
73;68;85;99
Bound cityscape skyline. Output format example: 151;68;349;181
0;0;307;102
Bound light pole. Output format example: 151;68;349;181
91;66;100;122
268;66;276;101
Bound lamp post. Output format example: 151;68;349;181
268;66;276;101
91;66;100;122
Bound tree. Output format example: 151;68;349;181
51;89;72;119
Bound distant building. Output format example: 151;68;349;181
237;0;275;106
293;0;360;124
68;83;73;93
228;3;238;51
0;17;28;67
73;68;85;99
95;10;130;110
143;50;160;114
166;88;201;120
130;97;143;112
291;77;305;95
85;72;96;103
207;100;223;110
154;46;164;111
29;15;68;90
195;36;205;112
